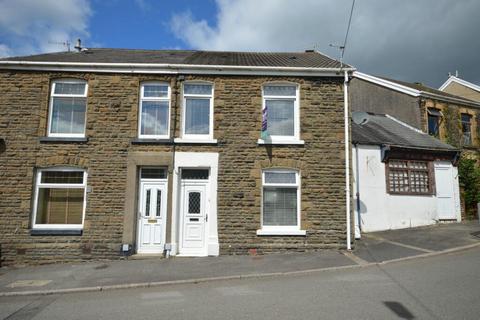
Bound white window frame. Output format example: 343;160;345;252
138;82;171;139
257;169;305;236
258;83;304;145
177;81;216;143
48;79;88;138
32;167;87;230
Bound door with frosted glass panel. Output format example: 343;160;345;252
179;168;210;256
137;182;167;253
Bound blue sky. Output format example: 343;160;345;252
1;0;479;86
88;0;217;50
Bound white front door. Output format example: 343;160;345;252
179;182;208;256
137;181;167;253
435;163;456;220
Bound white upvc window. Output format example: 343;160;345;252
257;169;305;236
180;82;214;141
258;83;303;145
32;168;87;230
138;82;171;139
48;79;88;138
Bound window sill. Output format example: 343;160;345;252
30;229;83;236
388;192;434;197
39;137;88;143
131;138;174;145
256;229;306;236
174;138;218;145
257;139;305;145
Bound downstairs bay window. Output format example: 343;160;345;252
257;170;305;236
32;168;87;230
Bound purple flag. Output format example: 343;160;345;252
261;106;268;139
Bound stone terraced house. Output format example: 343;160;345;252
350;72;480;156
0;48;354;265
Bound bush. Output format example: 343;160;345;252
458;156;480;219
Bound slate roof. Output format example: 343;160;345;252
380;76;479;104
351;112;457;151
1;48;348;69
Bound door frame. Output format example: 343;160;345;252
171;152;219;257
136;172;168;254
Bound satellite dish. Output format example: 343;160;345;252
352;111;370;125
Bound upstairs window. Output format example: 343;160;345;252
427;108;442;138
182;83;214;140
48;80;87;137
33;168;87;229
461;113;472;145
387;160;432;195
139;83;170;139
261;84;300;142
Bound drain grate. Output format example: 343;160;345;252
471;231;480;239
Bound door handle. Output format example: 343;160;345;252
206;214;208;222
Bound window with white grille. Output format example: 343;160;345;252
387;160;432;195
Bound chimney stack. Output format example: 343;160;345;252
74;39;82;52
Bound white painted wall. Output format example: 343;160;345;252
352;145;461;235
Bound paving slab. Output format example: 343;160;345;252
0;250;355;294
353;237;425;263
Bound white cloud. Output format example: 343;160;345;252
170;0;480;86
0;44;12;58
171;0;351;52
134;0;149;12
0;0;92;56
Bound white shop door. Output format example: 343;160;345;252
435;164;456;220
137;182;167;253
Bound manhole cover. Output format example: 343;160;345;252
6;280;52;288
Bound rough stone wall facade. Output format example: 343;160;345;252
0;70;347;266
419;98;480;151
442;82;480;102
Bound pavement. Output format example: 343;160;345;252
3;246;480;320
0;222;479;297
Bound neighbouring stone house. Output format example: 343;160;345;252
0;48;354;265
439;75;480;102
350;72;480;154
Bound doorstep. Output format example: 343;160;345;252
129;254;165;260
